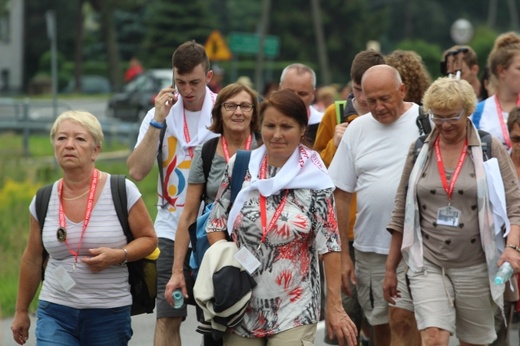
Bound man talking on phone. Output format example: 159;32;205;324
127;40;218;346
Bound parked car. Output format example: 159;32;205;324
63;75;112;94
106;69;172;122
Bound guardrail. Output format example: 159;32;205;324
0;98;139;156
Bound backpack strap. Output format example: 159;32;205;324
157;123;168;208
230;150;251;203
413;135;428;164
416;107;432;136
110;175;132;242
472;101;485;129
477;129;492;161
201;137;220;182
36;184;53;230
413;130;493;164
36;183;53;280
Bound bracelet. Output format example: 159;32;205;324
120;248;128;265
149;119;164;129
506;244;520;253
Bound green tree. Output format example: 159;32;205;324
141;0;217;69
468;25;498;75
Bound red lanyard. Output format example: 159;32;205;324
434;137;467;201
221;134;253;162
183;92;217;159
183;110;194;158
259;156;288;244
494;95;513;149
58;169;99;268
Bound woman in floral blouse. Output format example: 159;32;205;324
207;89;357;346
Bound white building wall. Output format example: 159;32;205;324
0;0;24;93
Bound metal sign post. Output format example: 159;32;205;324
45;10;58;119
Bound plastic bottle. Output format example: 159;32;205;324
172;289;184;309
494;262;514;285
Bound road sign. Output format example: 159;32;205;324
228;32;280;58
204;30;232;61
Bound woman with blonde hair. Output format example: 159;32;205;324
205;90;358;345
384;77;520;346
11;110;157;345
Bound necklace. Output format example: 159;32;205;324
61;189;90;201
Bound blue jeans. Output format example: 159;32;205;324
35;300;133;346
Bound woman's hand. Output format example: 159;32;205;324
382;269;400;305
326;303;358;346
499;246;520;273
11;311;30;345
82;247;124;272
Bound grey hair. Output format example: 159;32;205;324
280;63;317;88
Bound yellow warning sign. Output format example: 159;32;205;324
204;30;232;61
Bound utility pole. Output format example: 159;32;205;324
310;0;330;85
487;0;497;28
255;0;271;93
45;10;58;119
507;0;519;31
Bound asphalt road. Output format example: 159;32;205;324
3;305;518;346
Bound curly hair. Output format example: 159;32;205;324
385;50;432;105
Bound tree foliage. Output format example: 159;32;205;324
20;0;520;91
140;0;217;69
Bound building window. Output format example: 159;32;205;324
0;10;10;43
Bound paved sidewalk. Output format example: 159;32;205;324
2;308;519;345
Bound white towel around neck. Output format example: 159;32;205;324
227;144;335;234
166;86;218;154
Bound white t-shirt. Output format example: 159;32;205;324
31;175;141;309
475;96;509;147
329;103;420;254
134;88;218;240
308;104;324;125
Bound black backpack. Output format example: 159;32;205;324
35;174;157;315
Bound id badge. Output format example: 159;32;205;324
234;246;261;275
436;206;461;227
53;265;76;292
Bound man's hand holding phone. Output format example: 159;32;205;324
153;86;178;123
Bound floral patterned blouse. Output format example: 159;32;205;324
207;163;341;338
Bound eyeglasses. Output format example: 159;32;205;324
222;102;254;112
429;109;465;125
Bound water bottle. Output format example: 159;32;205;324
172;289;184;309
494;262;514;285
